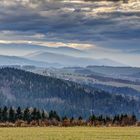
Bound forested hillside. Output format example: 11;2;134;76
0;68;139;118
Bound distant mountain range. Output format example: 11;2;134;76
25;51;125;67
0;44;125;67
0;44;86;57
0;55;61;68
0;52;125;68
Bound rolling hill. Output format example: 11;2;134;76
0;67;139;118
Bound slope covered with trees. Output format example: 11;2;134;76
0;68;139;118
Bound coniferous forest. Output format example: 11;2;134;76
0;67;139;119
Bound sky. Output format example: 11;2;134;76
0;0;140;66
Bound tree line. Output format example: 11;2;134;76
0;106;47;123
0;106;138;127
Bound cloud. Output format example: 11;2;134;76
0;0;139;52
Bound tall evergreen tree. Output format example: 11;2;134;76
9;107;15;122
23;107;31;122
89;114;96;122
0;107;2;122
36;110;42;120
2;106;8;122
49;110;60;121
70;117;74;122
132;114;137;122
16;107;23;120
62;116;68;121
41;110;46;120
31;108;37;121
78;116;83;120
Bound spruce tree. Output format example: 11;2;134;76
23;107;31;123
78;116;83;120
31;108;37;121
89;114;96;122
41;110;46;120
2;106;8;122
62;116;68;121
9;107;15;122
49;110;60;121
36;110;42;120
0;107;2;122
132;114;137;122
16;107;23;120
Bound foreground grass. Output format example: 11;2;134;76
0;127;140;140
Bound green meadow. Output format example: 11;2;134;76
0;127;140;140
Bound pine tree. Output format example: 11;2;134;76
78;116;83;120
0;107;2;122
98;115;103;121
49;110;54;120
2;106;8;122
70;117;74;122
132;114;137;122
41;110;46;120
9;107;15;122
31;108;37;121
36;110;42;120
16;107;23;120
23;107;31;123
62;116;68;121
89;114;96;122
49;110;60;121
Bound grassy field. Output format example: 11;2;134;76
0;127;140;140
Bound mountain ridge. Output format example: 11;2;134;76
0;55;62;68
0;67;139;118
26;51;125;67
0;44;86;57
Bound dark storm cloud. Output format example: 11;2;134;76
0;0;140;51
